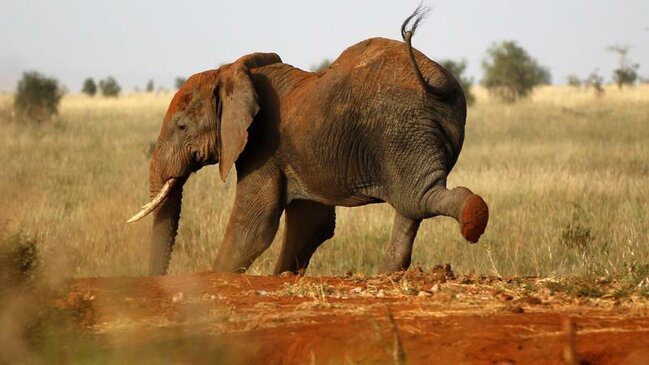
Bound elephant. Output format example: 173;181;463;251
128;7;489;276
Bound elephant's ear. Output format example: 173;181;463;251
234;52;282;69
215;63;259;182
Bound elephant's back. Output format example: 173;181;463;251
328;37;458;98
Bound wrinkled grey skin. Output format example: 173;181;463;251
142;11;488;276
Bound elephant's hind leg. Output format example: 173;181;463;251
273;200;335;275
379;211;421;273
212;169;284;273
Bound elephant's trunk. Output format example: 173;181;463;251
126;138;193;275
148;174;186;275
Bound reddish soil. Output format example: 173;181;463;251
53;268;649;365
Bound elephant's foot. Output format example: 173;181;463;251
459;194;489;243
378;261;410;274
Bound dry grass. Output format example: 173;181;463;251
0;85;647;278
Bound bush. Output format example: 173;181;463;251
99;76;121;97
174;77;187;89
13;71;63;122
440;59;475;106
566;74;582;88
146;79;155;93
481;41;551;102
310;59;331;72
81;78;97;96
560;205;594;251
0;228;40;290
613;65;639;89
585;70;605;97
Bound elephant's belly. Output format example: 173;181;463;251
285;173;384;207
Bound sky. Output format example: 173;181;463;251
1;0;648;92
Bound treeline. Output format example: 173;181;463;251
9;73;187;122
7;38;645;123
80;76;188;97
81;77;121;97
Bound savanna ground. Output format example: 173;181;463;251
1;86;648;364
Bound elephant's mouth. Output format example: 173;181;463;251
193;151;218;168
202;156;218;165
127;178;178;223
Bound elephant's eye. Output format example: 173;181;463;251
177;123;187;131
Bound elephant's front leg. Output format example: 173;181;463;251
273;200;335;275
212;169;284;273
379;211;421;273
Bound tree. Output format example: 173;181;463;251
99;76;121;97
566;74;582;88
81;78;97;96
310;59;331;72
13;71;64;122
613;67;638;88
481;41;551;102
585;70;605;97
174;77;186;89
608;44;640;89
440;59;475;106
146;79;155;93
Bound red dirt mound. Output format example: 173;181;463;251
52;270;649;364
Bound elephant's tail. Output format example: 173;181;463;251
401;5;451;98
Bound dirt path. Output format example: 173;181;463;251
53;269;649;364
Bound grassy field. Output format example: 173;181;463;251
1;85;647;279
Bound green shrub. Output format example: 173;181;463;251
585;70;605;97
626;264;649;285
81;77;97;96
99;76;121;97
310;59;331;72
146;79;155;93
81;78;97;96
440;59;475;106
481;41;551;102
560;205;594;251
0;228;40;290
613;65;639;89
566;74;582;88
174;77;187;89
13;71;63;122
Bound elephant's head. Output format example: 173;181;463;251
128;53;281;275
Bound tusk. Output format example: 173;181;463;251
127;178;177;223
